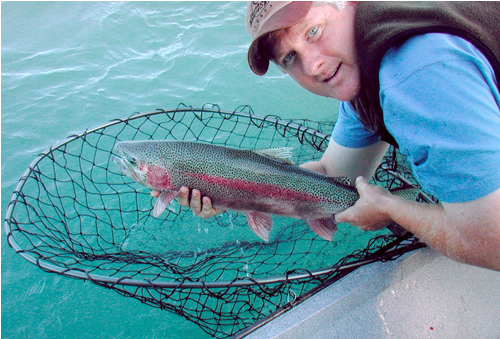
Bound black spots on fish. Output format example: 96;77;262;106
115;140;358;214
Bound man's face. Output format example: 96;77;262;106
269;3;360;101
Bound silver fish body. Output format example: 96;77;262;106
113;140;360;241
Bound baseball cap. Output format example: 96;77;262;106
246;1;313;75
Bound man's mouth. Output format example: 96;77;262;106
324;64;341;82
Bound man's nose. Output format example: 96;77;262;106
302;51;324;77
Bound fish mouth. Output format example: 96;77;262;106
113;155;132;177
112;142;151;186
112;154;143;183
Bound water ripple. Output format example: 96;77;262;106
2;2;335;337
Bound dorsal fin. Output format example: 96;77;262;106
254;147;295;165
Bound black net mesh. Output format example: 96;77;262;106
4;104;428;338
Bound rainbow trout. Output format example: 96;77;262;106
113;140;360;242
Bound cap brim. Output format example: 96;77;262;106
247;2;312;76
248;38;269;76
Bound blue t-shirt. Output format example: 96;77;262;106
331;33;500;203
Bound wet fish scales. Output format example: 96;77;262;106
113;140;360;241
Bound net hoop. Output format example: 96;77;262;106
5;104;357;288
5;104;427;338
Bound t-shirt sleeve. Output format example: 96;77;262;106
379;33;500;203
331;101;381;148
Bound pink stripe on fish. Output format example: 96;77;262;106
185;172;321;202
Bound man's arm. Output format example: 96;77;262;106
336;177;500;271
301;139;389;183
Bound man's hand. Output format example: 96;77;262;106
152;187;224;219
335;177;500;271
335;176;394;230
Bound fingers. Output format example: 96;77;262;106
355;176;369;190
189;189;203;214
176;187;223;219
177;187;203;213
176;186;191;207
200;196;219;219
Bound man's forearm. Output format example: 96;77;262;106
385;191;500;271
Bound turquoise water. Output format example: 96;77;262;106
2;2;337;338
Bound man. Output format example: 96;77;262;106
173;1;500;270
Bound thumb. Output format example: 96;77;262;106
334;209;349;224
334;176;366;224
355;176;369;191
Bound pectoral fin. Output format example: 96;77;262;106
245;211;273;242
306;216;338;241
153;190;179;217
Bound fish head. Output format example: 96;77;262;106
113;142;150;188
112;141;173;191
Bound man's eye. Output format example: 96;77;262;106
307;26;318;39
283;52;296;65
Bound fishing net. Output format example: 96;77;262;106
5;104;429;338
